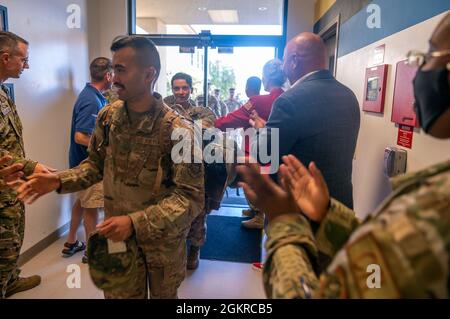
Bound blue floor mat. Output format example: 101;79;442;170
200;215;262;264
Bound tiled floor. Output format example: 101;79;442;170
11;199;267;299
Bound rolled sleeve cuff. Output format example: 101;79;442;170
128;208;166;244
21;160;38;176
266;214;318;262
129;211;145;241
315;198;360;258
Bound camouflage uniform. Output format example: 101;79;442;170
57;93;204;299
163;95;197;110
224;98;241;114
195;94;222;118
0;85;37;297
218;99;228;117
165;97;216;248
264;159;450;298
103;89;120;105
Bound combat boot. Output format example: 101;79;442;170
5;275;41;298
241;211;264;229
187;245;200;270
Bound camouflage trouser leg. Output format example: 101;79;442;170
103;249;186;299
0;201;25;298
187;209;207;247
148;261;185;299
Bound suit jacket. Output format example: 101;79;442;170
261;69;360;209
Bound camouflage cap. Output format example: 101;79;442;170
87;232;139;291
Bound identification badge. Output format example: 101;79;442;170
107;239;127;254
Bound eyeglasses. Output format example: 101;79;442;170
19;57;29;65
406;49;450;68
0;50;29;65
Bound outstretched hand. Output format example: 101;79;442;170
12;172;61;204
279;155;330;222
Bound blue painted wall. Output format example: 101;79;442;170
338;0;450;57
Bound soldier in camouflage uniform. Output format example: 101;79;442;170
196;82;223;118
223;88;242;114
5;36;204;299
237;13;450;298
0;31;43;298
163;72;197;110
165;72;216;270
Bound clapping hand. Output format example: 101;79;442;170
237;158;300;221
279;155;330;222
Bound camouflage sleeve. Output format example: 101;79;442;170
264;214;320;299
0;149;38;177
56;107;108;194
315;198;360;259
129;119;205;243
16;158;38;176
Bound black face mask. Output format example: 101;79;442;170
413;66;450;132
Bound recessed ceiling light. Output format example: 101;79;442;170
258;7;268;11
198;7;207;11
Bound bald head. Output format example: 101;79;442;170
283;32;327;84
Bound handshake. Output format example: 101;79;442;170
0;155;61;204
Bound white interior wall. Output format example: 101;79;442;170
2;0;90;251
87;0;128;63
336;11;450;218
287;0;315;41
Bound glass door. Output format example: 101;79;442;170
130;0;287;100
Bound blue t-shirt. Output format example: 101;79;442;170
69;83;107;168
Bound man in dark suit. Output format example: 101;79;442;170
254;32;360;209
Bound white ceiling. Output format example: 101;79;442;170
136;0;283;25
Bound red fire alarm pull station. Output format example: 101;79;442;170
362;64;389;113
391;60;419;127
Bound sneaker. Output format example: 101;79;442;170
4;275;41;298
241;213;264;229
241;209;254;217
187;245;200;270
62;240;86;258
252;262;264;271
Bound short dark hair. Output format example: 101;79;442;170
110;35;161;77
171;72;193;89
246;76;262;93
90;57;112;82
0;31;28;53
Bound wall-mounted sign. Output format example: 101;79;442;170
397;125;414;149
179;46;195;54
218;47;234;54
369;44;385;67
